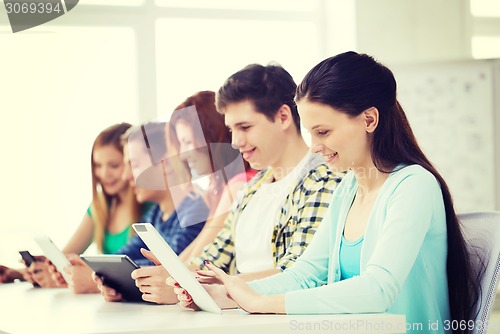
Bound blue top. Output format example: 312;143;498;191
118;193;209;266
249;165;450;333
339;234;363;280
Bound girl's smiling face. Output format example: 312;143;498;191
298;100;375;172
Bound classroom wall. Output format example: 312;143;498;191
355;0;472;64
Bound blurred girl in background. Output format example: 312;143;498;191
168;91;257;261
25;123;149;287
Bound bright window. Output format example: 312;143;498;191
471;36;500;58
0;27;139;266
469;0;500;58
155;0;318;11
80;0;144;6
470;0;500;17
155;18;322;117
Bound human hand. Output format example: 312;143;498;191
194;268;223;284
0;265;8;283
64;254;98;294
0;265;23;283
92;272;123;302
29;259;59;288
20;255;45;284
166;276;197;310
48;262;67;287
201;262;264;313
130;248;177;304
166;272;238;310
139;248;160;265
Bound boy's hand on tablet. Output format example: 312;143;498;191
131;265;178;304
139;248;160;265
128;248;178;304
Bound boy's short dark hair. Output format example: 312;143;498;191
216;63;300;132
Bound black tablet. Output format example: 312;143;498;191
80;255;143;302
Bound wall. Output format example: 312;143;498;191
355;0;471;64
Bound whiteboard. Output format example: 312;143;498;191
393;60;497;213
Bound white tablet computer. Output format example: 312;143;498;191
34;235;72;284
132;223;222;314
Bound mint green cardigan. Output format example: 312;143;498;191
250;165;450;333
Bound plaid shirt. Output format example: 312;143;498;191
190;153;341;274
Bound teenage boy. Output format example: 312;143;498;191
95;64;341;304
